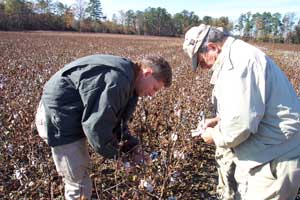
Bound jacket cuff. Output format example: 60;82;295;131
98;142;120;159
120;135;139;153
210;125;226;147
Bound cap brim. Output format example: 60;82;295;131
192;54;198;71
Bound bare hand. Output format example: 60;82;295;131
191;117;220;138
131;150;150;165
201;127;215;144
203;117;220;129
117;150;150;174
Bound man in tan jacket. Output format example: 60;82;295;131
183;24;300;200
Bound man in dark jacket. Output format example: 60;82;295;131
35;54;172;199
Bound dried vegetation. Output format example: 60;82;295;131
0;31;300;199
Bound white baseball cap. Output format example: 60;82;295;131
183;24;211;70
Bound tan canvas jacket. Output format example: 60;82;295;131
210;37;300;171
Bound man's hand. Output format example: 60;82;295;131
201;117;219;144
203;117;219;129
116;148;150;174
120;136;139;153
191;117;220;138
201;127;215;144
131;149;150;165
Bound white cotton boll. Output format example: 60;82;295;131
124;162;131;169
170;177;175;183
31;160;36;166
20;167;26;173
144;181;153;193
139;179;145;188
13;113;18;119
141;111;146;122
15;170;22;180
139;179;154;193
171;133;178;141
173;150;185;160
28;181;34;187
7;144;13;155
175;109;181;118
145;96;153;101
173;150;179;158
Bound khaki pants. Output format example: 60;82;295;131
215;147;237;200
35;102;92;199
235;146;300;200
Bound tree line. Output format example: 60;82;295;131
236;12;300;43
1;0;300;43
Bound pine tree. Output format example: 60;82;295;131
86;0;103;21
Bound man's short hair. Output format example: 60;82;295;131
141;56;172;87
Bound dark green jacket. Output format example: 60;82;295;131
41;54;138;158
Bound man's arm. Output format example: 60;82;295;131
80;72;131;159
209;61;265;148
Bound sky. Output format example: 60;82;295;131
61;0;300;22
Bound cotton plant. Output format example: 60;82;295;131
191;111;206;137
173;150;185;160
139;179;154;193
171;132;178;141
173;103;181;118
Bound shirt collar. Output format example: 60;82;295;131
210;37;236;85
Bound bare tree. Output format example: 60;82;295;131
282;12;296;43
75;0;87;32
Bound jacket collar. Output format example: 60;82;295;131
210;37;236;85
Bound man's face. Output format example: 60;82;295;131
135;69;165;97
197;43;220;69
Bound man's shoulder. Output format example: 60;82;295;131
228;39;266;69
63;54;135;83
68;54;132;67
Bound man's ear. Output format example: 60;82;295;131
207;42;221;53
143;67;153;76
